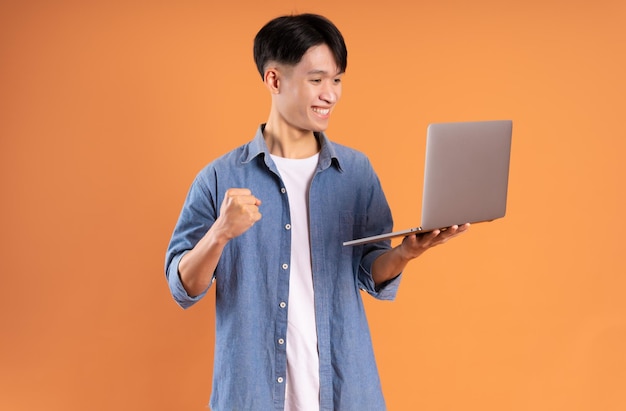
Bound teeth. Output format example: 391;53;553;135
313;108;330;115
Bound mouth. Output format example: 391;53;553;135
312;107;331;116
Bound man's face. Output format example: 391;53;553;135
273;44;343;133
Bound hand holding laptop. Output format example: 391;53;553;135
399;223;470;257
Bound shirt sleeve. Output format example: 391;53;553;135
355;160;402;301
166;250;208;309
164;169;218;309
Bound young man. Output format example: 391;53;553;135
165;13;468;411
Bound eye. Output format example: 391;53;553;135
334;78;342;84
310;79;322;84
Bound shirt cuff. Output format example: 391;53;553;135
373;274;402;300
359;248;402;301
167;251;207;309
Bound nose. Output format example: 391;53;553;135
319;91;336;105
320;83;340;105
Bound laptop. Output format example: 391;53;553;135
343;120;513;246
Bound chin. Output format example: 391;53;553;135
310;121;330;133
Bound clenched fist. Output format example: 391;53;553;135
216;188;262;240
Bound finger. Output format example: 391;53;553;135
224;191;261;207
245;196;262;206
249;208;262;223
407;230;439;249
423;229;441;242
435;224;469;244
225;187;252;197
418;227;455;246
444;224;470;236
236;195;261;206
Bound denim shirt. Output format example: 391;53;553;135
165;126;402;411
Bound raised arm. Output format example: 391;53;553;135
178;188;262;297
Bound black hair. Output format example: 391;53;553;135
253;13;348;80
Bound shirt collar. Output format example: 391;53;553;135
242;124;343;172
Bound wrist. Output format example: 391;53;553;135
397;240;423;261
210;217;236;244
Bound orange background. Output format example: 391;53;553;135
1;1;625;410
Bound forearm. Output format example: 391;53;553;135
371;244;420;286
177;188;263;297
178;223;229;297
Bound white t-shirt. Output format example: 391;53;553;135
271;153;320;411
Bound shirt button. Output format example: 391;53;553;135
279;302;286;308
278;338;285;345
277;377;284;383
281;187;286;194
285;223;291;230
282;263;288;270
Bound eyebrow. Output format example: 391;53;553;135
306;69;344;76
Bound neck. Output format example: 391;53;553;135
263;120;320;159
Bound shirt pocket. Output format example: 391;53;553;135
340;211;367;256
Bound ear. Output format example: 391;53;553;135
264;68;280;94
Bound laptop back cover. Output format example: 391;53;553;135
420;120;512;231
